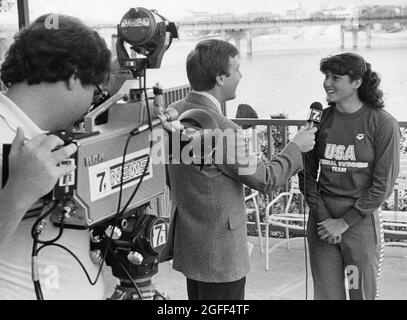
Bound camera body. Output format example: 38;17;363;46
47;6;179;229
49;89;167;229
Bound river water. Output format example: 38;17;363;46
143;28;407;121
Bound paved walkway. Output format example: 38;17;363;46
104;236;407;300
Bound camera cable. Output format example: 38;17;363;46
30;68;157;300
301;158;309;301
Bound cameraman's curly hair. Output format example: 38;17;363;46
1;14;111;87
320;53;384;109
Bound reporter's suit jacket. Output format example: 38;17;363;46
160;92;303;283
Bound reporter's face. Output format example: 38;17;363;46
223;55;242;101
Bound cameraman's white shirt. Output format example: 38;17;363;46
0;93;105;300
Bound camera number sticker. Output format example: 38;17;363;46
148;218;167;254
88;149;152;202
152;222;167;248
58;159;76;187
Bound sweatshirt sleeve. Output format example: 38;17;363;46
298;141;332;223
342;118;401;226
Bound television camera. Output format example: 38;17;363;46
18;7;178;300
2;7;220;300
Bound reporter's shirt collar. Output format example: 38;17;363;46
194;91;222;113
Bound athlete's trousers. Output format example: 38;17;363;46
307;194;384;300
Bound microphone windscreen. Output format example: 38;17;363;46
310;102;323;111
307;102;323;125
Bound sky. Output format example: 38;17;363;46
2;0;407;23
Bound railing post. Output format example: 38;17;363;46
395;190;399;211
267;125;275;202
281;118;289;209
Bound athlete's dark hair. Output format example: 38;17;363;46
320;52;384;109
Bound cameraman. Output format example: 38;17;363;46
0;14;111;299
160;39;316;300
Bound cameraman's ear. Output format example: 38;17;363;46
67;74;76;91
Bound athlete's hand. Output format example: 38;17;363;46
326;234;342;245
317;218;349;241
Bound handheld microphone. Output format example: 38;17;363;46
160;108;179;122
307;102;323;129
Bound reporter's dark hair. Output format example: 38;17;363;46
1;14;111;87
320;52;384;109
186;39;239;91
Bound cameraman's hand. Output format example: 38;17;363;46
6;128;77;205
292;126;317;153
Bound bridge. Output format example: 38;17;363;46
1;15;407;59
176;15;407;54
87;15;407;56
178;16;407;31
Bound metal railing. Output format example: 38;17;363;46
232;118;407;212
1;80;406;213
163;85;191;108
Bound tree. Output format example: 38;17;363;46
0;0;15;13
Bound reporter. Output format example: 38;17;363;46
0;14;111;299
160;39;316;300
299;53;400;300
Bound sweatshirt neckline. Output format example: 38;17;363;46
333;104;368;119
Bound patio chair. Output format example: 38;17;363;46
236;111;265;254
382;211;407;247
245;187;264;253
382;155;407;247
264;175;308;271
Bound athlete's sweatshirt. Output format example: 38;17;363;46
299;104;400;226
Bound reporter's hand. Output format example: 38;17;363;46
6;128;77;204
292;126;317;153
162;120;184;133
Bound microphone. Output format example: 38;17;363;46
160;108;179;122
307;102;323;129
